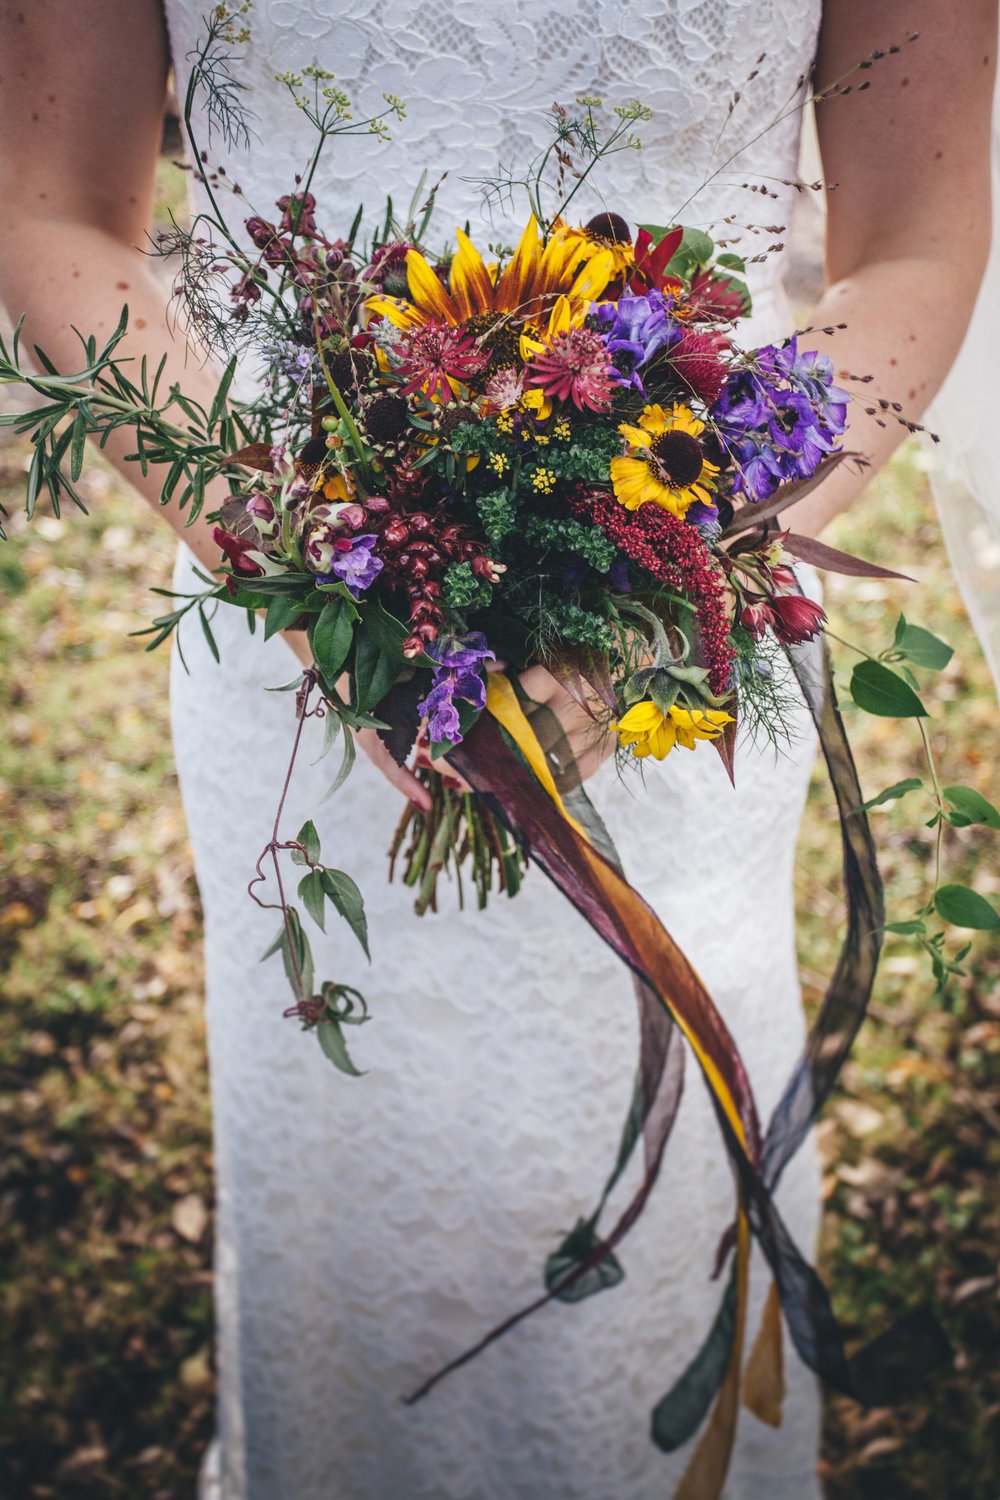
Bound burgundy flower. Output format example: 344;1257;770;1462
394;319;487;404
668;329;730;407
738;601;775;640
213;525;264;578
769;593;826;644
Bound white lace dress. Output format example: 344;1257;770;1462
162;3;826;1496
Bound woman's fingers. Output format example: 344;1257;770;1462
356;727;432;810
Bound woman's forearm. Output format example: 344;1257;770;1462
785;251;986;538
2;218;230;574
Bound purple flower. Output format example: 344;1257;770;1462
713;337;850;501
418;632;495;745
593;290;680;392
317;533;383;598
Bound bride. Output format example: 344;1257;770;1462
0;2;994;1496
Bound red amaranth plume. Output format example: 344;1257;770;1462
570;489;736;695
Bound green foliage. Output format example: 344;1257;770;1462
475;487;520;543
443;560;493;612
534;594;617;652
520;514;617;572
850;659;927;718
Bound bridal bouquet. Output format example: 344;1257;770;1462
3;14;994;1494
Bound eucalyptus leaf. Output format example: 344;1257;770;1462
321;725;356;801
263;592;304;640
850;660;927;719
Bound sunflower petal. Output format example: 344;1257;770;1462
405;248;458;323
494;216;542;314
450;228;496;320
569;247;616;304
364;293;424;330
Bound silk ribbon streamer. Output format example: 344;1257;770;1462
437;663;950;1448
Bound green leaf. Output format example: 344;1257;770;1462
196;606;219;664
856;777;924;812
934;884;1000;931
943;786;1000;829
892;615;954;671
353;629;400;714
883;918;928;936
311;598;354;679
70;411;87;482
263;592;304;640
665;225;714;277
321;868;370;958
261;907;315;998
716;251;747;273
850;660;927;718
322;725;357;801
317;1018;363;1077
298;869;327;930
296;819;321;865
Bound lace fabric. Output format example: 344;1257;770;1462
161;2;826;1496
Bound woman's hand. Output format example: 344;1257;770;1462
515;665;618;783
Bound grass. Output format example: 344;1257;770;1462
0;157;997;1499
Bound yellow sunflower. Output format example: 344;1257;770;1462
610;403;719;517
614;699;733;760
553;212;635;282
366;216;616;331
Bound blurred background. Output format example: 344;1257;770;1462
0;109;998;1500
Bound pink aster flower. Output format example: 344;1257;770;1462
527;326;616;412
394;319;487;404
484;364;526;410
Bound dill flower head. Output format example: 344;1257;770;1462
527;326;616;413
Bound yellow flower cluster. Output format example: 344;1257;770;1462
614;699;733;760
531;467;557;495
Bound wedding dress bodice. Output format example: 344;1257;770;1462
164;0;820;314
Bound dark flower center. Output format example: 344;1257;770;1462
648;428;705;489
363;393;409;443
585;211;631;245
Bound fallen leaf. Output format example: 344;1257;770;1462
171;1194;208;1244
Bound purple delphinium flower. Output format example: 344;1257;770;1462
713;336;850;501
317;533;383;598
418;631;495;745
592;289;681;392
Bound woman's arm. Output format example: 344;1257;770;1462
791;0;996;534
522;0;998;761
0;0;429;807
